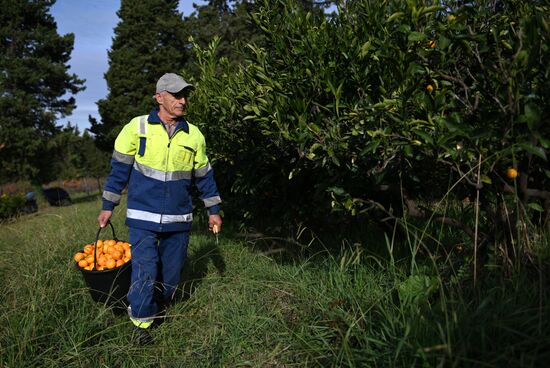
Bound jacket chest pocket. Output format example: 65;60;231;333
139;132;167;166
172;144;196;168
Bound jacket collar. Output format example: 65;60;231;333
148;108;189;134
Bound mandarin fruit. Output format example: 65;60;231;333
507;167;518;179
106;259;116;269
97;255;107;266
74;252;86;262
111;250;123;261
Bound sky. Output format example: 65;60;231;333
50;0;209;133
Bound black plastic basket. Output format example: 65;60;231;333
77;222;132;309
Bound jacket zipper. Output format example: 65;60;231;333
160;126;180;228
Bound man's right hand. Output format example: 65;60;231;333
98;210;113;228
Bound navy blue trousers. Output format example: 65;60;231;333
128;228;189;318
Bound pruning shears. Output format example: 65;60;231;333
213;224;219;245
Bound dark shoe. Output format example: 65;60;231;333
152;299;170;328
153;312;166;328
156;298;172;314
132;327;154;346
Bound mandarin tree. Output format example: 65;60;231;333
189;0;549;269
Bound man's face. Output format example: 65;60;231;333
156;90;190;118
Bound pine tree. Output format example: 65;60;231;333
90;0;189;151
182;0;265;77
0;0;85;184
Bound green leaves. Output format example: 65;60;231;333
518;103;542;132
398;274;438;310
186;0;550;226
408;31;426;42
518;143;547;161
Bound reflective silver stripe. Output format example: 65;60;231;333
194;162;212;178
162;213;193;223
127;208;193;223
203;196;221;207
112;150;135;164
103;190;121;204
139;116;147;136
134;161;192;181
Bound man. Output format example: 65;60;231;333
98;73;222;344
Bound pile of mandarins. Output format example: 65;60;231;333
74;239;131;271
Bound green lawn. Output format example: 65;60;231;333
1;197;549;367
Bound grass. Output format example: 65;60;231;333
1;196;550;367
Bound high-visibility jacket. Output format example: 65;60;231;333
102;109;221;232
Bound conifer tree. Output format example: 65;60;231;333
90;0;188;150
0;0;85;184
182;0;265;77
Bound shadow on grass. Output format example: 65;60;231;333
236;217;398;266
71;193;101;205
175;239;226;303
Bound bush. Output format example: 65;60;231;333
188;0;550;269
0;193;26;220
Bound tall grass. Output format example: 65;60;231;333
1;196;549;367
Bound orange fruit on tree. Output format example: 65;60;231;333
426;84;434;92
507;167;518;179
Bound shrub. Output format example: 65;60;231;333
0;193;26;220
188;0;549;270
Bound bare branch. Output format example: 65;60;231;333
404;197;477;241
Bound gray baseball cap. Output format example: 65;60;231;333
156;73;194;93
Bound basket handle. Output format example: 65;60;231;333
92;221;118;271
